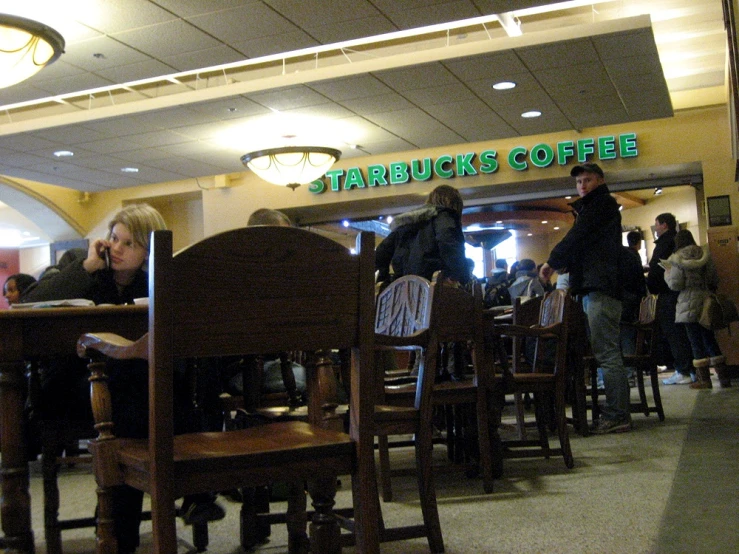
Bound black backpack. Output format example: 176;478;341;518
484;279;512;308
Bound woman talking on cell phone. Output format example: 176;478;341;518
21;204;166;305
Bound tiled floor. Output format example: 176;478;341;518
20;374;739;554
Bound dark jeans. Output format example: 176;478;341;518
682;322;723;361
655;292;693;376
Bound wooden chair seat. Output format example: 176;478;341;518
115;423;354;489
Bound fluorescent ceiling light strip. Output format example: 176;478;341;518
513;0;616;18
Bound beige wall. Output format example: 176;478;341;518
9;105;739;262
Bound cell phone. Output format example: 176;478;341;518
101;247;110;268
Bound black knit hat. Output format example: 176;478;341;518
570;162;604;178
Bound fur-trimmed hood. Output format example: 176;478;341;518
663;244;710;271
389;204;443;231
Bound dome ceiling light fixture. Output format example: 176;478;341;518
0;13;65;89
241;146;341;191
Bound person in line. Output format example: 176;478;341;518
375;184;468;285
647;213;695;385
507;258;546;303
3;273;36;306
489;258;509;286
663;229;731;389
617;233;648;385
541;163;631;434
537;262;555;294
375;184;468;382
247;207;293;227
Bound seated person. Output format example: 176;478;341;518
507;258;546;303
3;273;36;306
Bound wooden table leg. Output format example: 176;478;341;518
0;361;35;553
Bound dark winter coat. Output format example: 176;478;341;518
663;244;719;323
546;184;623;299
21;258;148;305
647;228;676;294
620;246;647;322
375;204;468;283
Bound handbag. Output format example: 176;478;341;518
699;292;739;333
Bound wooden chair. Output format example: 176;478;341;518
375;274;493;510
588;293;665;422
76;227;379;554
488;289;575;469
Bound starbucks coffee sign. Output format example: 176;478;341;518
309;132;637;194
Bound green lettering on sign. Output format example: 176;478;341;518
367;164;388;186
530;143;554;168
508;147;528;171
411;158;433;181
455;152;477;176
325;169;343;192
557;141;575;166
619;133;638;157
598;136;616;160
576;138;595;162
344;167;366;189
434;155;454;178
308;179;326;194
389;162;410;184
479;149;498;174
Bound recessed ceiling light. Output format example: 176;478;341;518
342;219;350;228
386;216;394;224
496;220;503;224
541;220;548;224
493;81;516;90
565;196;572;200
553;226;560;230
521;110;542;118
527;233;533;236
654;187;663;195
121;167;139;173
53;150;73;157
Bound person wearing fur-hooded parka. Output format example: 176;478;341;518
663;230;730;388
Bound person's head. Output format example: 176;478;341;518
106;204;167;273
570;163;605;198
517;258;536;276
674;229;697;250
509;261;520;277
425;185;463;217
654;213;677;237
3;273;36;305
247;208;293;227
495;258;508;270
626;230;642;250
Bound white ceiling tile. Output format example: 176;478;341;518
110;21;222;59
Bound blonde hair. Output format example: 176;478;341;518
247;208;293;227
107;204;167;253
425;185;463;217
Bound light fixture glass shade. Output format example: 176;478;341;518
241;146;341;190
0;14;65;89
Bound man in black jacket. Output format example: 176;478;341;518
541;163;631;434
647;213;694;385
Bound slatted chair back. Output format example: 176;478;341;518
79;227;379;553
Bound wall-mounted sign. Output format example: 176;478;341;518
309;133;638;194
707;195;732;227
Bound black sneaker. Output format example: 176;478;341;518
589;417;632;434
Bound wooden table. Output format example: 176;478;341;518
0;305;148;553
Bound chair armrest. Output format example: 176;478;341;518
489;323;562;339
77;332;149;361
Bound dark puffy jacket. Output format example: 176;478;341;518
647;228;676;294
547;184;622;299
21;258;148;305
375;204;468;283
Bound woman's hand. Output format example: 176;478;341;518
83;238;111;273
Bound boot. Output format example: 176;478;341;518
689;358;712;389
710;356;731;388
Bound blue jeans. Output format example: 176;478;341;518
583;291;630;421
682;322;722;360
